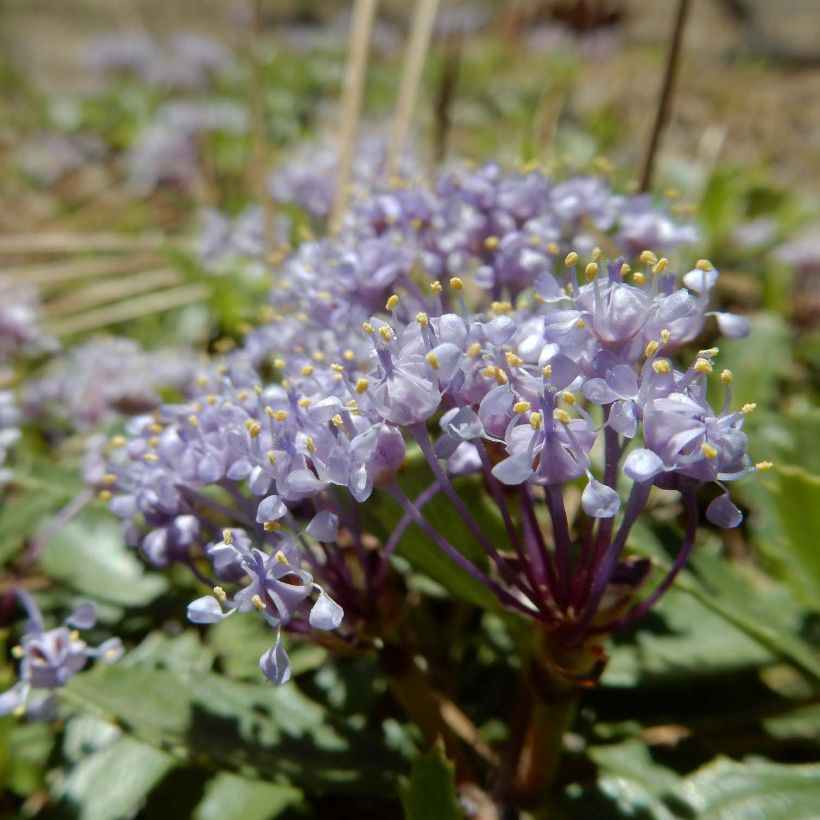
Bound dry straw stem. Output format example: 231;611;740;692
330;0;380;233
639;0;691;193
0;233;165;255
385;0;441;180
45;283;208;337
44;268;183;318
0;254;162;289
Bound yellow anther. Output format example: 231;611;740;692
275;550;289;565
312;351;326;362
619;263;631;277
110;435;127;448
12;704;25;717
238;390;249;401
300;364;315;377
513;400;531;414
542;364;553;378
11;645;24;659
585;262;598;280
386;294;399;310
305;436;316;453
640;250;658;265
554;408;572;425
720;369;733;384
416;311;429;325
330;363;345;374
331;414;345;429
430;281;443;293
343;349;355;362
362;322;376;335
529;411;543;430
701;347;720;358
741;403;757;415
755;460;773;472
467;342;481;357
564;251;578;268
274;409;288;422
660;328;671;344
491;301;513;314
695;259;714;271
147;436;160;449
652;359;671;374
562;391;576;405
213;586;227;602
546;241;559;255
246;420;262;438
196;374;209;388
143;453;160;463
592;246;602;262
701;442;718;460
69;630;80;641
505;351;524;367
379;325;394;342
575;318;586;329
450;277;464;290
273;357;286;370
346;399;359;408
222;529;233;544
251;594;266;611
148;422;164;434
652;257;669;274
426;351;440;370
267;450;277;466
645;340;660;357
263;520;281;532
102;473;117;485
633;272;647;285
264;406;275;419
355;378;369;394
298;398;312;408
494;368;509;385
484;236;500;250
694;358;713;375
98;489;112;502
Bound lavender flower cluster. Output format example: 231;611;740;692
104;163;761;684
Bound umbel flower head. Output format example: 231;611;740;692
0;592;123;720
105;162;763;684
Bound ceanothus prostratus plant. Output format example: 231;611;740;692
92;162;768;688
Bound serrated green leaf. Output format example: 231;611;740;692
400;740;463;820
194;773;302;820
53;735;175;820
673;757;820;819
40;516;166;607
60;664;399;793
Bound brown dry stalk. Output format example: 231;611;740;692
385;0;441;180
330;0;380;233
45;283;208;337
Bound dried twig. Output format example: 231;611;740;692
330;0;380;232
386;0;441;180
639;0;691;193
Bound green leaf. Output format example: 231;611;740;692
673;757;820;818
762;465;820;611
60;663;400;794
40;515;166;608
194;773;303;820
400;740;463;820
53;735;175;820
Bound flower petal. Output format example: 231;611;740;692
581;478;621;518
259;633;292;684
706;493;743;528
309;587;344;630
305;511;339;542
187;596;230;624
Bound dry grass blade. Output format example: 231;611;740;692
45;283;209;337
44;268;183;317
0;254;163;288
330;0;380;232
0;233;166;255
386;0;440;180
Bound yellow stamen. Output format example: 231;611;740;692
426;351;440;370
213;586;227;602
143;453;159;463
755;460;773;472
263;520;281;532
564;251;578;268
701;443;718;460
251;594;266;611
300;364;314;377
450;277;464;290
304;436;316;453
484;236;500;250
652;257;668;274
592;246;602;262
561;391;576;405
430;281;443;293
554;409;572;425
246;420;261;438
660;328;671;344
529;412;542;430
298;398;312;408
416;311;429;325
330;363;344;374
585;262;598;280
355;378;369;394
505;352;523;367
386;294;399;310
720;369;733;384
645;340;660;357
379;326;394;342
695;259;714;271
741;403;757;415
467;342;481;358
619;263;631;277
542;365;553;378
694;358;713;374
640;250;658;265
362;322;375;335
98;489;112;502
275;550;289;565
652;359;671;374
343;349;355;362
491;301;512;314
633;272;646;285
274;410;288;422
331;414;345;429
513;400;531;414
